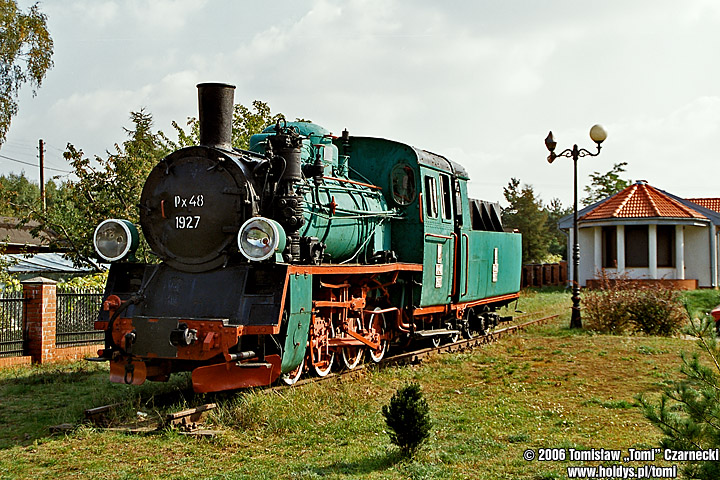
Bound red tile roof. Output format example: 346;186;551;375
686;198;720;213
581;182;706;221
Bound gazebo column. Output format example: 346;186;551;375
711;225;718;288
616;225;625;273
648;224;657;279
593;227;602;277
675;225;684;280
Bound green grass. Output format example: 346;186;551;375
0;361;193;449
0;288;692;479
681;289;720;318
514;287;571;316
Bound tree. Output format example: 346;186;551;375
0;0;54;145
27;110;170;268
382;383;432;457
502;178;551;264
0;172;68;217
637;314;720;480
545;197;571;261
0;171;40;215
582;162;631;206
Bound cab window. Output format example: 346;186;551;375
390;164;416;206
440;174;452;220
424;176;438;218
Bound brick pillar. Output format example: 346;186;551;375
22;277;57;364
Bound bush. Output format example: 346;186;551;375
628;288;686;336
583;271;687;336
583;287;633;334
382;383;432;457
57;272;108;293
637;314;720;480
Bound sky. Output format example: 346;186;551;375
2;0;720;208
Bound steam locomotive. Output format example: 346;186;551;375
92;83;521;392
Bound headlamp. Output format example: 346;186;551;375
237;217;286;262
93;219;139;262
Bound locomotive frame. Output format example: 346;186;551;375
91;83;522;393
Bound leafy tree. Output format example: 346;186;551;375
545;197;570;261
0;172;67;217
0;171;40;215
0;0;54;145
502;178;551;264
27;110;170;268
637;314;720;480
0;241;19;291
582;162;631;206
382;383;432;457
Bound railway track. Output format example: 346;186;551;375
81;311;560;435
270;310;560;391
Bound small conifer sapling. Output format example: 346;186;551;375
381;382;432;457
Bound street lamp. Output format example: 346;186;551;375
545;124;607;329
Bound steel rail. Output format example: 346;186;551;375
266;311;561;392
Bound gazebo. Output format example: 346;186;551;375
557;181;720;289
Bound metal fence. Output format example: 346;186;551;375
0;292;24;358
56;289;104;347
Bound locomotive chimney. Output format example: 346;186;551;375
197;82;235;150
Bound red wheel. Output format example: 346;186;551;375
340;317;363;370
367;308;388;363
310;316;334;377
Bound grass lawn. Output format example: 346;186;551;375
0;288;708;479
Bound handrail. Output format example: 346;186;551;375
462;233;469;296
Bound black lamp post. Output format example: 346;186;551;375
545;125;607;329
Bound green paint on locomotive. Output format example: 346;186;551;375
251;122;397;263
332;138;423;263
281;272;313;374
252;124;521;306
337;136;522;307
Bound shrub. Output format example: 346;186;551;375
583;287;633;334
382;383;432;457
583;270;687;336
637;314;720;479
57;271;108;293
628;288;686;336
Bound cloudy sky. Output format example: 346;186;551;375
3;0;720;207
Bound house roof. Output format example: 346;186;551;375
686;198;720;213
579;181;706;221
2;253;95;274
0;217;55;252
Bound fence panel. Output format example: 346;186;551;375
0;292;24;358
521;261;568;288
56;290;104;347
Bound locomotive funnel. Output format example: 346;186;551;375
197;82;235;150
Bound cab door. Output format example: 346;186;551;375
419;170;455;307
454;177;473;304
